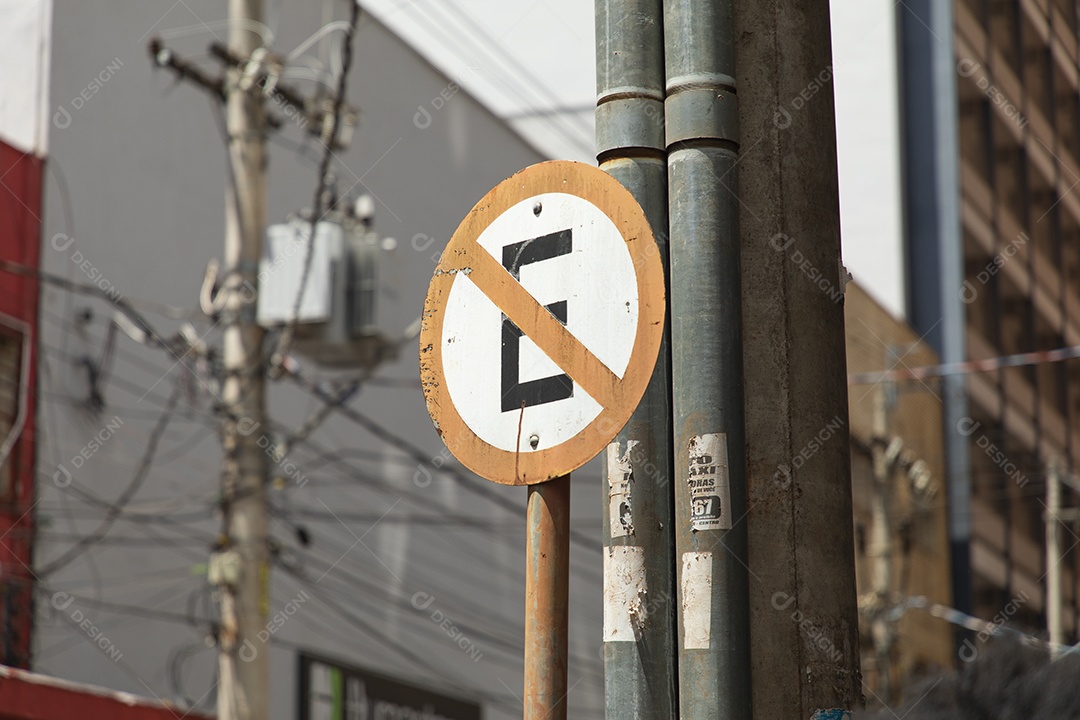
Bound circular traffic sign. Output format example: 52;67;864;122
420;160;665;485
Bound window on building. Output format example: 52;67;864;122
0;328;25;498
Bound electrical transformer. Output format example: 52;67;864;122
256;199;397;369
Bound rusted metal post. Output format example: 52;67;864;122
524;474;571;720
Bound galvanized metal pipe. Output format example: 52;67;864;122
524;474;570;720
664;1;750;718
595;0;678;717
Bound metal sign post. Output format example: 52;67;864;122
525;474;570;718
420;161;666;720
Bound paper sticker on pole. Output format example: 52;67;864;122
420;160;665;485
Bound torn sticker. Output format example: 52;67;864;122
687;433;732;531
681;551;712;649
603;546;647;642
606;440;638;538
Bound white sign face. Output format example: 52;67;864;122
420;160;665;485
441;192;638;454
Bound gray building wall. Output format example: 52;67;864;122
35;2;604;718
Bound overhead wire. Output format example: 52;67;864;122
272;0;362;369
38;382;187;576
42;310;548;660
271;494;602;678
36;280;598;604
277;562;525;715
269;428;604;586
849;341;1080;384
435;0;593;138
398;0;593;157
285;369;604;553
3;260;171;353
36;349;105;607
274;538;608;688
274;508;526;634
28;227;604;702
37;590;193;700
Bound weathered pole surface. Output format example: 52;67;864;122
664;1;751;718
595;0;678;717
524;474;571;720
218;0;269;718
735;0;861;717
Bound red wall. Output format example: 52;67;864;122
0;665;213;720
0;140;43;668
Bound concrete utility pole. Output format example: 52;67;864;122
595;0;678;717
664;1;750;718
218;0;270;717
734;0;861;717
1046;462;1063;654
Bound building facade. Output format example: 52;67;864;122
0;0;50;670
25;2;607;719
901;0;1080;653
845;282;954;702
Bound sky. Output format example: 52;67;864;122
359;0;908;319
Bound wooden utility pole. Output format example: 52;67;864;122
218;0;270;717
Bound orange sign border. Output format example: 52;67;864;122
419;160;665;485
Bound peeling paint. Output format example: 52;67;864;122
432;266;473;277
681;551;712;649
603;546;647;642
606;440;638;538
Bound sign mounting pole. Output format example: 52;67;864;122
524;474;571;719
420;160;666;720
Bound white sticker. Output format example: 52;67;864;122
606;440;638;538
687;433;732;531
681;551;712;650
604;546;647;642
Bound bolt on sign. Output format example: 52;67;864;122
420;160;666;484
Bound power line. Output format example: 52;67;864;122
2;260;170;352
271;0;362;369
277;562;525;716
435;0;594;138
849;342;1080;385
502;103;595;120
36;387;204;577
38;315;598;594
284;368;604;554
27;239;604;696
396;0;593;158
